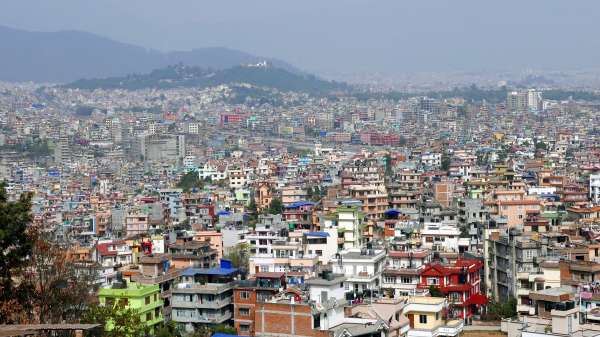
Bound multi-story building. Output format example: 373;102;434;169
331;248;386;295
416;259;485;323
348;184;388;221
382;250;432;297
420;223;463;253
322;205;365;250
98;280;164;333
172;262;239;332
485;228;541;303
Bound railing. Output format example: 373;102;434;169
172;311;232;323
173;281;236;293
407;320;464;337
172;297;232;309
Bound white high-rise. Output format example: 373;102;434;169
527;89;543;113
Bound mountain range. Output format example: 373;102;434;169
0;25;300;83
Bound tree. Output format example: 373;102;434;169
81;303;148;337
484;296;517;320
225;243;250;269
429;285;444;297
0;181;34;323
212;324;237;335
440;153;451;172
306;186;314;199
385;154;393;177
155;321;181;337
20;232;98;324
535;141;548;151
267;197;283;215
177;171;203;192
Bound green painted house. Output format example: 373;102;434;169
98;282;164;332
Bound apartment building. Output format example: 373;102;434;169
172;263;239;332
331;248;386;295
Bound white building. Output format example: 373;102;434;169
590;174;600;203
527;89;543;113
420;223;462;252
332;248;386;294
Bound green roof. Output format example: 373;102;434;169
99;282;159;298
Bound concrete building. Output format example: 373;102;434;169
403;297;463;337
172;263;239;332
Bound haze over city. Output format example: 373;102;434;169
2;0;600;77
2;2;600;337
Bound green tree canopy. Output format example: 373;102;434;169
225;243;250;269
0;182;34;323
81;303;148;337
267;197;283;215
177;171;203;192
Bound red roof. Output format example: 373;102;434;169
465;293;488;305
96;240;126;257
255;272;285;279
421;260;483;276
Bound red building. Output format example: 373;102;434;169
417;259;486;322
220;113;248;127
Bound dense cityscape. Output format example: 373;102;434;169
3;2;600;337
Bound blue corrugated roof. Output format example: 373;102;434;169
213;334;249;337
384;209;401;216
303;231;329;238
285;201;315;208
181;267;239;277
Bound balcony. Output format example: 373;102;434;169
172;310;232;324
517;304;535;315
346;272;379;282
407;320;464;337
172;297;232;309
173;282;236;294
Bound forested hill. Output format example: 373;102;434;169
64;64;348;95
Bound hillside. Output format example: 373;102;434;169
64;64;348;94
0;25;300;83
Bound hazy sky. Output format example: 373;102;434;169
2;0;600;75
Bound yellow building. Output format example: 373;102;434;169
403;297;464;337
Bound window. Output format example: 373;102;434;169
239;324;250;332
313;314;321;328
240;291;250;299
239;308;250;316
436;312;440;320
145;296;151;305
340;282;344;288
154;293;157;302
146;312;152;321
427;277;439;285
118;298;128;306
384;276;396;284
155;307;160;318
419;315;428;324
402;277;412;284
345;282;350;290
105;297;114;306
